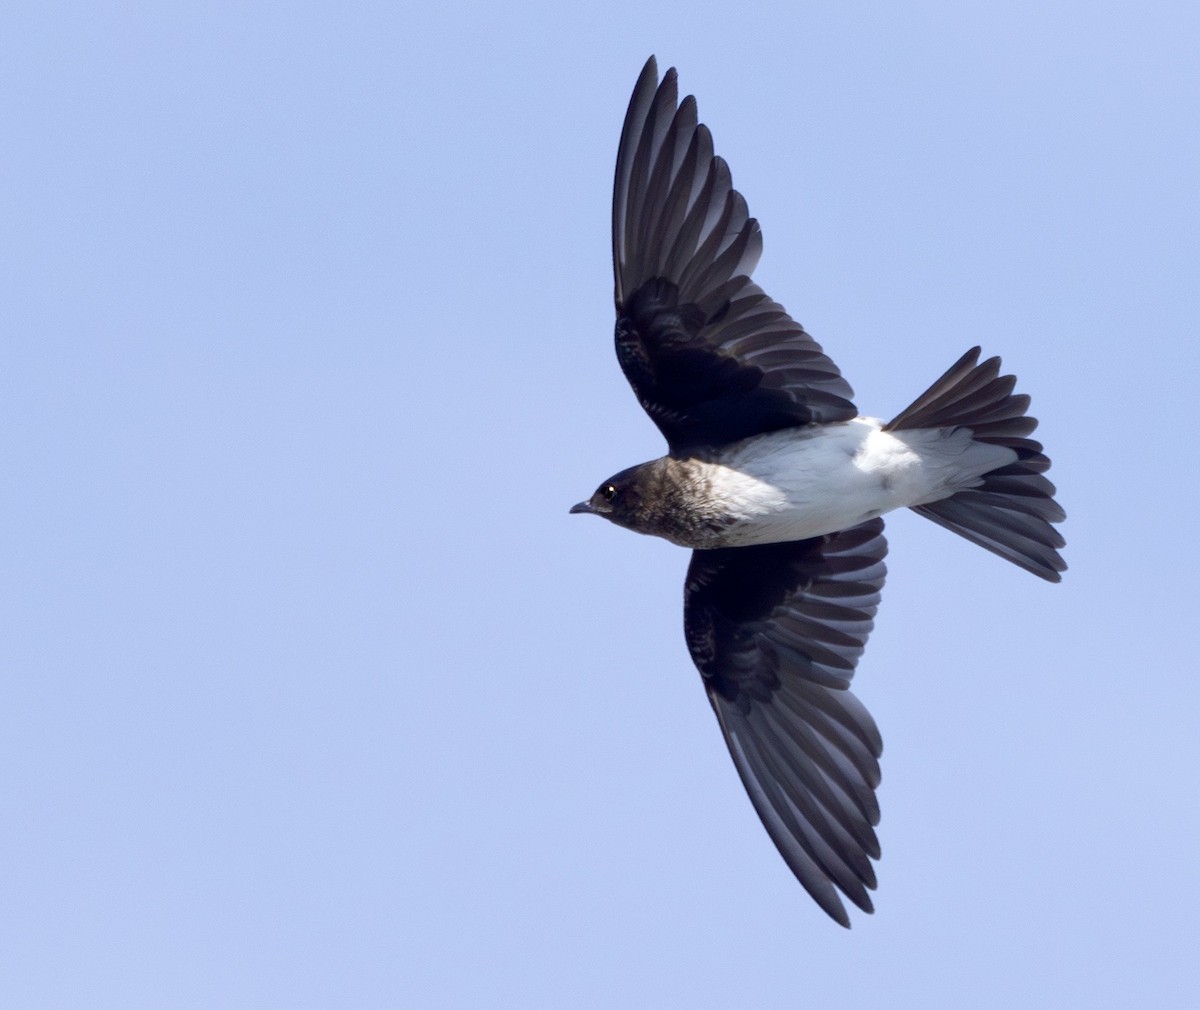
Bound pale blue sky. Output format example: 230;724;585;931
2;2;1198;1007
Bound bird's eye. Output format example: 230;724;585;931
602;483;618;502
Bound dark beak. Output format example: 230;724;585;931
569;500;595;515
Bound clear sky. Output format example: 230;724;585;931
2;2;1198;1007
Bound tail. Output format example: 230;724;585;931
884;347;1066;582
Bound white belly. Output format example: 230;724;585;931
697;418;1015;546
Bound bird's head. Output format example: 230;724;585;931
570;461;661;535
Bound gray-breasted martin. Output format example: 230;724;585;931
571;57;1065;927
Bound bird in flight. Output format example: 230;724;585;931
570;57;1066;927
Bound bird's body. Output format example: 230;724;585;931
571;56;1065;927
590;419;1018;549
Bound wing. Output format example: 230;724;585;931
683;520;888;926
613;57;857;454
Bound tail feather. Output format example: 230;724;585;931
887;347;1066;582
912;495;1067;581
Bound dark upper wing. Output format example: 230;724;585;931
683;520;887;926
613;57;857;454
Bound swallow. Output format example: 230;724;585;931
571;57;1065;926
